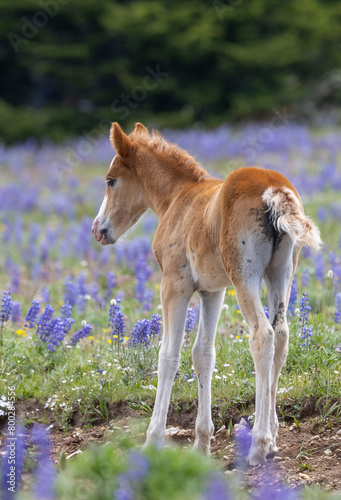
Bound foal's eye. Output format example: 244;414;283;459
107;179;117;188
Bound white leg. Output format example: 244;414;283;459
231;278;274;466
265;239;297;455
145;279;191;446
192;289;225;454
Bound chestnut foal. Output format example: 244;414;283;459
92;122;321;465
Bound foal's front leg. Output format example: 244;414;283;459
192;290;225;454
145;278;191;447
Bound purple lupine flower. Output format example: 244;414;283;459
70;323;93;345
25;300;41;328
128;319;152;347
64;276;78;307
142;288;153;312
11;301;22;324
10;265;20;293
204;473;231;500
335;293;341;324
251;476;300;500
32;425;56;500
114;450;150;500
235;420;251;464
1;424;26;498
315;253;325;284
112;310;125;342
301;268;310;288
36;305;54;340
60;302;75;334
105;271;116;301
134;256;153;305
150;314;162;337
287;278;297;316
185;307;196;333
263;306;270;319
0;291;13;322
108;299;122;329
40;286;50;304
45;318;66;351
299;292;313;349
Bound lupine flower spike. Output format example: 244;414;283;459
299;292;313;349
25;299;41;329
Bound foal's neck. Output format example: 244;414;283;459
136;152;202;218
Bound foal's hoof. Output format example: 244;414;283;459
193;439;211;455
266;444;278;459
248;448;266;466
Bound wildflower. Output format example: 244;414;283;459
105;271;116;301
335;293;341;324
299;292;313;349
45;318;67;351
60;302;74;333
185;307;196;333
10;265;20;293
25;299;40;329
150;314;162;337
113;310;125;341
0;291;13;322
40;286;50;304
11;301;22;323
287;278;297;316
128;319;151;347
301;268;310;287
71;323;93;345
32;425;56;500
263;306;270;319
114;450;150;500
315;253;325;285
204;473;231;500
64;277;78;307
36;305;54;341
108;299;122;329
134;255;153;307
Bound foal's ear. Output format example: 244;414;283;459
110;122;132;157
135;122;148;133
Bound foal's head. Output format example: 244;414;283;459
92;122;149;245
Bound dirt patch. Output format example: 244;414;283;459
1;398;341;491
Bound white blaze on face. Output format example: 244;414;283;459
92;194;108;240
92;156;116;241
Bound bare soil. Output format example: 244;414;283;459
1;398;341;492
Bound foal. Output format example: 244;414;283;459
92;122;321;465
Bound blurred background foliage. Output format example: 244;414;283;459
1;0;341;143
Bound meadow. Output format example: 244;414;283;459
1;120;341;499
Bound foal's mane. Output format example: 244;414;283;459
130;127;209;181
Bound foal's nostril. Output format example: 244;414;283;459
99;227;108;236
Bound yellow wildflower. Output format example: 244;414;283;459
227;290;235;296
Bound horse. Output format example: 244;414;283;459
92;122;321;465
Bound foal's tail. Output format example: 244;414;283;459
262;186;322;250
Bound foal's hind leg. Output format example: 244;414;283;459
222;238;274;465
264;239;300;455
192;290;225;454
